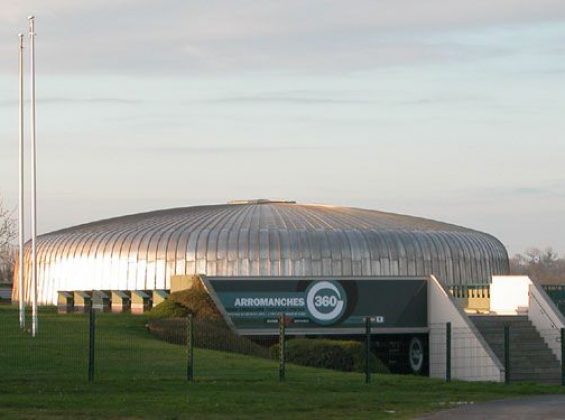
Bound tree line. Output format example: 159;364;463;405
510;247;565;285
0;196;15;284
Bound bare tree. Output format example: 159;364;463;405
510;247;565;285
0;196;16;284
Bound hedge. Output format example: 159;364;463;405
271;338;389;373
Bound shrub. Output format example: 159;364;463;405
147;283;222;320
271;338;389;373
147;283;272;358
147;318;272;359
146;299;188;319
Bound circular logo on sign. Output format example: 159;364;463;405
305;281;347;325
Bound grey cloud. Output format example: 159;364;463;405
204;91;492;107
530;68;565;75
135;145;341;155
510;187;547;195
506;182;565;198
0;97;143;107
2;1;565;75
450;183;565;201
62;97;143;104
41;140;344;155
206;95;372;105
5;0;565;34
396;95;488;106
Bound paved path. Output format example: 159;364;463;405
420;395;565;419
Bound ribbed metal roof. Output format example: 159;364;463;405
14;202;509;304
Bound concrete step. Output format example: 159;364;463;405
512;368;561;374
472;320;533;327
503;358;559;366
479;335;547;342
507;360;560;366
470;315;529;321
486;341;555;349
471;317;530;325
511;377;561;384
471;323;534;329
480;335;548;343
470;315;561;384
512;375;561;382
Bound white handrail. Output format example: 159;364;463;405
530;282;565;327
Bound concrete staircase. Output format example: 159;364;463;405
470;315;561;384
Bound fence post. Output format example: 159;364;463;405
88;306;95;383
279;313;286;382
445;322;451;382
561;328;565;386
504;325;510;384
187;313;194;382
365;316;371;384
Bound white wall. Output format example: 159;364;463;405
490;275;531;315
428;275;504;382
528;282;565;362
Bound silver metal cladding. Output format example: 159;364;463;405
12;202;510;304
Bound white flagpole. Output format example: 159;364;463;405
28;16;38;337
18;33;26;329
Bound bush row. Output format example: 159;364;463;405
273;338;389;373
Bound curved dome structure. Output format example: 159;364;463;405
14;201;509;304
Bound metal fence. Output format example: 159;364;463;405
429;322;565;385
1;307;380;385
1;308;88;384
2;306;564;386
542;285;565;316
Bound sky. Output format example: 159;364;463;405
0;0;565;256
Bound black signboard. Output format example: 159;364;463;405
201;276;428;335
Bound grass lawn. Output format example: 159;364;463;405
0;305;563;419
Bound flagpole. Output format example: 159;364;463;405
18;32;25;329
28;16;38;337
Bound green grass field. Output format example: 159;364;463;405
0;305;563;419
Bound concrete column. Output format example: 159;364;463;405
73;291;92;312
152;290;169;307
111;290;131;313
57;291;74;313
92;290;111;312
131;290;152;314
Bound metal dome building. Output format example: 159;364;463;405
13;200;509;305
